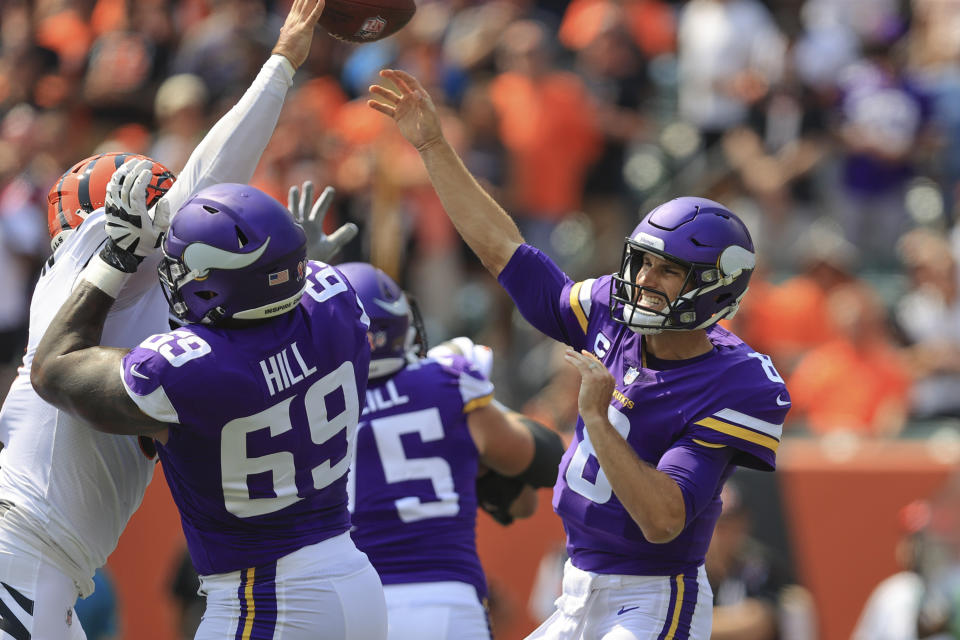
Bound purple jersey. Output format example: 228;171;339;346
349;355;494;597
499;245;789;576
121;262;371;575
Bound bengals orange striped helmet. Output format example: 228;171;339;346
47;152;176;252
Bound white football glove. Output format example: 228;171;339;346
104;158;163;261
288;181;358;262
428;336;494;379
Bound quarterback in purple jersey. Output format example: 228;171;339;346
369;69;790;640
31;172;386;639
339;262;565;640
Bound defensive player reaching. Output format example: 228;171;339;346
369;69;790;639
32;172;384;639
339;262;564;640
0;2;344;637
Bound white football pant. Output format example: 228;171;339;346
525;560;713;640
195;532;386;640
0;538;87;640
383;581;491;640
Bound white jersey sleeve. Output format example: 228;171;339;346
154;55;296;224
0;53;298;602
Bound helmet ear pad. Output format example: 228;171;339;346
48;152;174;251
611;197;756;333
159;183;307;325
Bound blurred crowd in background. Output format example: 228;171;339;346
8;0;960;444
5;0;960;441
8;0;960;636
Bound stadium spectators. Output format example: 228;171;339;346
788;282;911;437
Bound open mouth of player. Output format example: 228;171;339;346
635;292;667;313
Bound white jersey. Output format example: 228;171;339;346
0;53;296;598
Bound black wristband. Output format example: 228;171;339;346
515;417;565;488
99;238;143;274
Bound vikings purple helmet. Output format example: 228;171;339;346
610;197;756;334
159;183;308;325
337;262;426;378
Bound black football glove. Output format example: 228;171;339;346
476;469;526;526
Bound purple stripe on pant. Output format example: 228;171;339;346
234;561;279;640
655;569;700;640
234;569;250;640
673;570;701;640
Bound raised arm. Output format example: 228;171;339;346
155;0;326;225
368;69;523;276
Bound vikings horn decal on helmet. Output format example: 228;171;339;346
47;152;175;252
337;262;427;379
610;196;756;334
158;183;308;325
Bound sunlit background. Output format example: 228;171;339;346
4;0;960;638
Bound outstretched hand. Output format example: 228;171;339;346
564;349;615;424
288;181;358;262
368;69;444;152
272;0;326;69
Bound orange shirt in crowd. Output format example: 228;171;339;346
788;339;911;436
732;275;839;369
490;71;601;219
559;0;676;57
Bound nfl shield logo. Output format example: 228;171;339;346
356;16;387;40
624;366;640;385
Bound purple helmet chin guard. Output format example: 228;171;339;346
159;183;307;325
610;197;756;334
337;262;427;379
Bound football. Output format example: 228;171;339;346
319;0;416;43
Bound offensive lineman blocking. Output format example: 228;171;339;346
0;2;332;636
32;176;385;639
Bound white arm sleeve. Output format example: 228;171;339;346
154;54;297;225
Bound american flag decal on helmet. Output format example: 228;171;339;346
269;269;289;286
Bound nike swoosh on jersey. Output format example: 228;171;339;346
373;296;410;316
617;605;639;615
131;364;150;380
776;394;791;406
